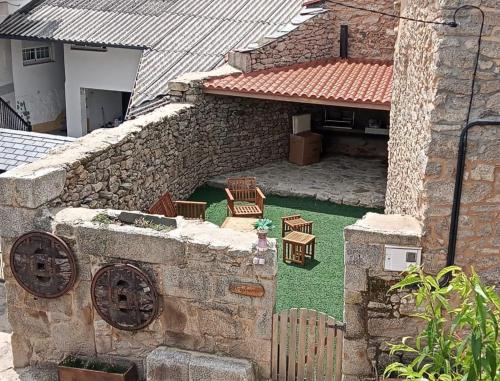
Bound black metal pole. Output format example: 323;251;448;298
440;120;500;286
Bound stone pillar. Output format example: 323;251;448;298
342;213;422;381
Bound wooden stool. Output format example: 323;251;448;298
282;231;316;266
281;215;313;237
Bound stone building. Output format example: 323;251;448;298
344;0;499;379
0;0;498;380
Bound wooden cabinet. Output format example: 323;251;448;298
289;132;322;166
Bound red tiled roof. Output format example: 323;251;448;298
204;59;393;109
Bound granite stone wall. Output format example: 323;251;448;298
386;0;500;285
342;213;423;380
0;93;299;215
55;96;299;211
0;74;288;380
1;208;277;379
229;0;397;72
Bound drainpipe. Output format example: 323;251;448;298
440;120;500;286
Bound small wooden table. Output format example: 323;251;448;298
282;231;316;266
281;215;313;237
221;217;258;233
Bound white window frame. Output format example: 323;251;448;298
22;45;53;66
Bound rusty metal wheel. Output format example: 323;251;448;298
10;231;77;299
91;263;159;331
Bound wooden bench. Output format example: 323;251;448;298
149;192;206;220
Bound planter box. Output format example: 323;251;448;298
58;356;138;381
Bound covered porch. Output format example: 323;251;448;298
204;58;392;209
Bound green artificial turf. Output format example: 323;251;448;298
189;185;378;320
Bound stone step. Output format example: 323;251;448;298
147;347;255;381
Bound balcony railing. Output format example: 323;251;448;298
0;97;32;132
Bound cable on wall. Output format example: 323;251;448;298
325;0;458;26
128;1;468;110
451;6;485;125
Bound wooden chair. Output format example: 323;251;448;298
225;177;265;218
149;192;206;220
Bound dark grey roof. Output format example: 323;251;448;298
0;0;325;111
0;128;74;172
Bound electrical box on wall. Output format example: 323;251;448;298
292;114;311;134
384;245;422;272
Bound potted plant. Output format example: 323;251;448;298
253;218;275;252
384;266;499;381
58;355;138;381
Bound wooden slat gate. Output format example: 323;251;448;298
272;308;344;381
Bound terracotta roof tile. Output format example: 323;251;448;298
204;58;393;108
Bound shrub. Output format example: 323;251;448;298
384;266;499;381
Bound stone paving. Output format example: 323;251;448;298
209;155;387;208
0;283;57;381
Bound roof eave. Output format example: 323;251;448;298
203;88;391;111
0;34;147;50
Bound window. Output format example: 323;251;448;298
22;46;52;65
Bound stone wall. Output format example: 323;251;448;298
385;0;438;218
147;347;256;381
0;70;290;380
386;0;500;285
343;213;423;380
229;0;397;72
1;208;277;380
0;91;299;214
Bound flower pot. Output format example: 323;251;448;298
256;229;269;252
58;356;138;381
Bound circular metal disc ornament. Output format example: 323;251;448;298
10;231;77;299
91;264;159;331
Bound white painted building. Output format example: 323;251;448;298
0;0;313;137
7;40;141;136
0;1;31;108
10;40;66;130
0;1;143;137
63;45;142;137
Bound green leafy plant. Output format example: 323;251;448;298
253;218;275;231
61;355;128;374
92;212;112;225
384;266;499;381
133;217;173;232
